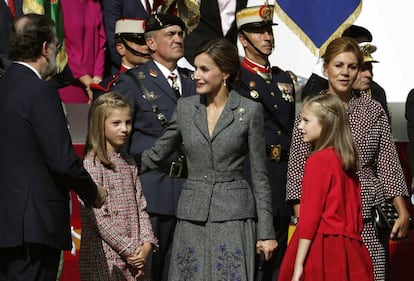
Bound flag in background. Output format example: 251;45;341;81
274;0;362;57
23;0;67;72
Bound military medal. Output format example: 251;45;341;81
277;82;294;103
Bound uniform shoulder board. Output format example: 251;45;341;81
90;74;119;101
271;66;284;74
178;67;193;79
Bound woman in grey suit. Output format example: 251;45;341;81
140;38;277;280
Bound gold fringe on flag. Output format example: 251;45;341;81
274;1;362;57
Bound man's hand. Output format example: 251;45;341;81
92;185;107;208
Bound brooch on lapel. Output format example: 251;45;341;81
238;107;246;121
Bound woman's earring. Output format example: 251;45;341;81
223;79;227;87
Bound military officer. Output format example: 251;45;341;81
110;13;196;281
90;18;150;99
235;4;295;281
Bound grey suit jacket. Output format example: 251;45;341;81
141;91;275;240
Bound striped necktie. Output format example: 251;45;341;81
168;73;181;99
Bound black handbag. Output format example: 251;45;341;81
255;251;266;281
371;201;399;233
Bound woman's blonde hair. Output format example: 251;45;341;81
85;92;132;168
303;94;360;172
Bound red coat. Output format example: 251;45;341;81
279;148;373;281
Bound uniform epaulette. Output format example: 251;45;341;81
90;74;119;100
271;66;283;74
178;67;193;79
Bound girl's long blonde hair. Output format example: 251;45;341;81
85;92;132;168
303;94;360;172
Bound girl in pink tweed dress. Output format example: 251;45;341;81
79;92;157;281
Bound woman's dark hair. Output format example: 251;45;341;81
193;38;241;88
9;13;56;62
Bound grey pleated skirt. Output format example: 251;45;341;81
168;218;257;281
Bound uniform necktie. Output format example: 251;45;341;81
8;0;16;19
145;0;152;14
168;73;181;99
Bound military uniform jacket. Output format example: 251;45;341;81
111;60;196;215
235;65;295;216
141;91;275;239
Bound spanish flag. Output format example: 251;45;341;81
275;0;362;56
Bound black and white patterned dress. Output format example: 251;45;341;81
286;91;409;281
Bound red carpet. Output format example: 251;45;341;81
61;143;414;281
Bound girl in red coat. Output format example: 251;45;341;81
279;93;373;281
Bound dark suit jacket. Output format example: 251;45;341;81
0;0;23;70
0;63;98;250
406;89;414;176
111;60;196;215
141;91;275;239
183;0;247;64
102;0;149;73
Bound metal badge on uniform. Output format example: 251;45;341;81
138;71;145;79
250;90;259;99
269;144;282;161
277;82;295;103
149;69;158;77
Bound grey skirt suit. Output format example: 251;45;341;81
141;91;275;280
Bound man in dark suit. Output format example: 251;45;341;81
0;0;23;70
0;14;107;281
235;4;295;281
111;13;196;281
183;0;247;64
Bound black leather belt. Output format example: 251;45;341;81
156;157;187;178
266;144;289;162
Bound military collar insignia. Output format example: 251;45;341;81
149;69;157;77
